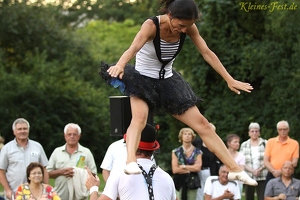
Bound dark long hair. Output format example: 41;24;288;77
159;0;201;20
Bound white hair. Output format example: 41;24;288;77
64;123;81;135
277;120;289;129
12;118;30;130
248;122;260;130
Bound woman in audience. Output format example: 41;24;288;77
15;162;60;200
227;133;245;194
172;127;202;200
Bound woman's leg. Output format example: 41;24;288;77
174;106;257;185
124;96;149;174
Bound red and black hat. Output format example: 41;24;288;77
124;123;160;151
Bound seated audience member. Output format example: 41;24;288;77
264;161;300;200
204;165;241;200
86;124;176;200
15;162;60;200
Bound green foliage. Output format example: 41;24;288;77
75;19;140;64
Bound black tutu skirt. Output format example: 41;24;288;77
99;61;201;115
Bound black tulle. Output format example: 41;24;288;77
99;61;201;115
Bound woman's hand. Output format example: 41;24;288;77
227;79;253;94
107;64;125;79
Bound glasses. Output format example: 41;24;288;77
30;172;43;176
66;133;79;137
278;128;288;131
250;130;259;133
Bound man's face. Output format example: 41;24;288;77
13;122;29;141
64;127;80;146
277;122;289;138
281;162;294;178
219;166;229;184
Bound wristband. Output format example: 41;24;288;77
89;186;99;195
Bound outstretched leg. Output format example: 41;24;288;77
124;96;149;174
174;106;257;186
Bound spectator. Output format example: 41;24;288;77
0;118;49;200
226;134;245;194
47;123;97;200
86;123;176;200
264;120;299;183
240;122;268;200
193;123;222;200
264;161;300;200
15;162;60;200
172;127;202;200
204;165;241;200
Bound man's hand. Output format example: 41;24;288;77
5;189;13;200
222;189;234;199
85;167;100;190
62;167;75;178
272;170;281;178
277;193;287;200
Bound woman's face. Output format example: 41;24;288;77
228;138;240;150
181;130;193;143
29;167;43;184
248;128;260;139
168;15;195;34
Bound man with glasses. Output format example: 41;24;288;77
264;120;299;183
47;123;97;200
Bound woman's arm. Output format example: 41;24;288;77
187;24;253;94
108;19;156;79
171;152;190;174
185;154;202;172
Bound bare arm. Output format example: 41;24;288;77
185;154;202;172
292;157;298;168
0;169;13;199
187;24;253;94
48;167;74;179
107;19;156;79
43;167;49;184
265;193;287;200
102;169;110;182
264;155;275;172
171;152;190;174
86;167;112;200
264;155;281;177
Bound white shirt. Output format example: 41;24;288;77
102;158;176;200
100;139;127;172
100;139;155;173
204;176;241;200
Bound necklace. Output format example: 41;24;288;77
182;145;193;153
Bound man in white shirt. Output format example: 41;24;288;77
86;123;176;200
204;165;241;200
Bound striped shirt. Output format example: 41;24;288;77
160;39;180;61
240;138;268;180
